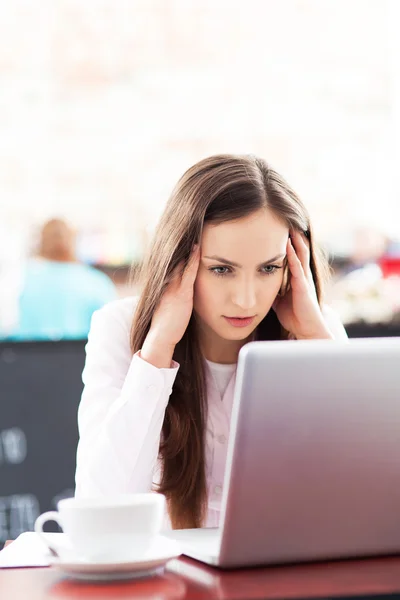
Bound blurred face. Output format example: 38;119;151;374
193;208;289;363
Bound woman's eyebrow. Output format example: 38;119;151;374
203;254;286;268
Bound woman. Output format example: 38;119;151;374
75;154;347;530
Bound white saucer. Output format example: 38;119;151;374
49;535;182;582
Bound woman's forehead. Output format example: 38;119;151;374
201;210;289;257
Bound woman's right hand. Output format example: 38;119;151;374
141;245;201;368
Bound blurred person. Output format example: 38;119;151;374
8;219;117;341
75;154;347;530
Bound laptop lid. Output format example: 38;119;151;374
217;337;400;568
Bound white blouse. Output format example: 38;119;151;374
75;296;348;528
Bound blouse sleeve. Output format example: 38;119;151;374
322;304;349;340
75;300;179;497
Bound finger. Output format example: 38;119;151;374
286;238;308;290
289;230;310;274
163;266;182;296
289;231;314;286
181;244;201;287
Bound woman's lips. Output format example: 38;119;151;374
223;316;255;328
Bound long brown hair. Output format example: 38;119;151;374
130;154;329;529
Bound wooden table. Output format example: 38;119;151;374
2;540;400;599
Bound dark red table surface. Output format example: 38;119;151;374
2;540;400;599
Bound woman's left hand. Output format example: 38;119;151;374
272;230;333;340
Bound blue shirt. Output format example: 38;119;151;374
9;259;118;340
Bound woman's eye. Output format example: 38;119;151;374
261;265;281;275
210;266;230;276
209;265;282;277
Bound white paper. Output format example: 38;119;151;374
0;532;67;568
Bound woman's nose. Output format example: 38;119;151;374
232;280;257;310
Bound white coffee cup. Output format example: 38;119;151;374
34;493;166;563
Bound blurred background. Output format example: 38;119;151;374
1;0;400;544
1;0;400;339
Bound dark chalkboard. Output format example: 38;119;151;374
0;340;86;544
345;324;400;338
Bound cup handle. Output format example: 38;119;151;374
34;511;63;554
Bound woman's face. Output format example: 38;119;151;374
193;208;289;352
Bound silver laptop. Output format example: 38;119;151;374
168;337;400;568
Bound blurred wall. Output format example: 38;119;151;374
1;0;400;261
